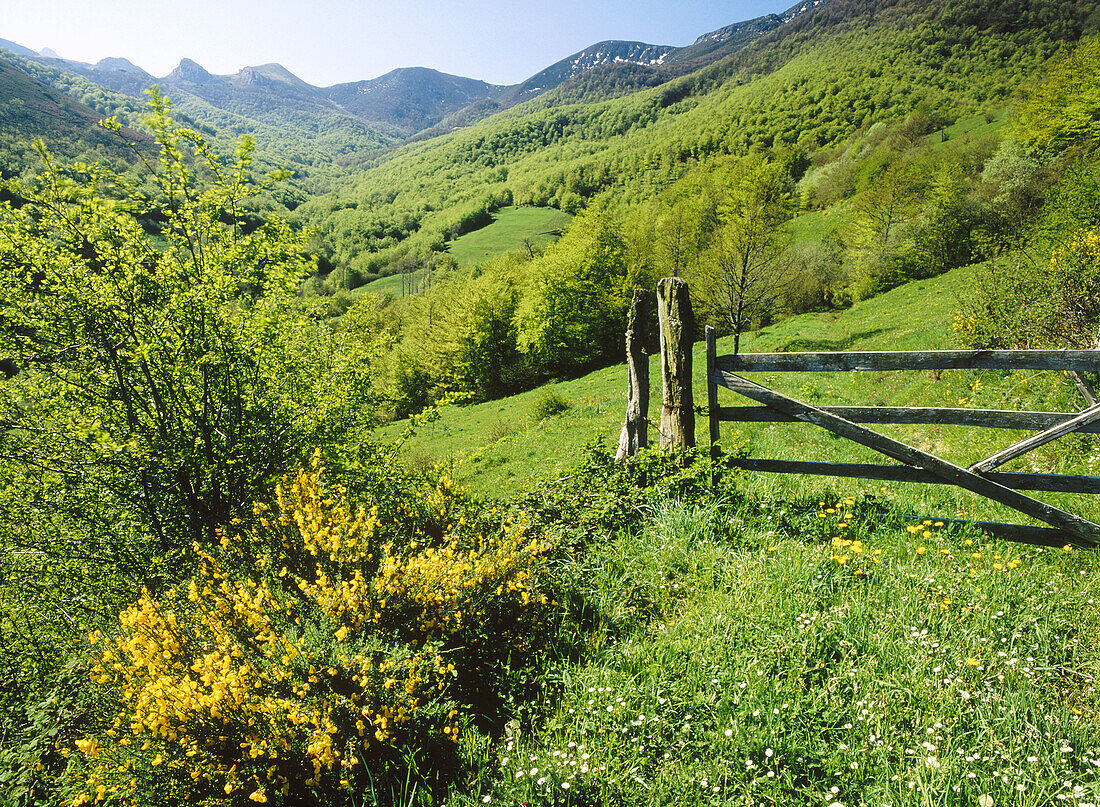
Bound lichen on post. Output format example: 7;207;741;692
616;288;651;460
657;277;695;450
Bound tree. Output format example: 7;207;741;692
702;156;793;354
0;91;377;588
515;198;628;374
1017;35;1100;147
853;159;924;249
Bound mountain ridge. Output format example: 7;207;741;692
0;0;833;144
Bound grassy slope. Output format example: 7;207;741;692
449;262;1100;806
358;207;573;298
447;206;572;267
483;484;1100;806
359;270;427;299
385;264;1100;527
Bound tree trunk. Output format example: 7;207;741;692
616;289;650;460
657;277;695;450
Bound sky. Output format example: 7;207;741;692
3;0;799;88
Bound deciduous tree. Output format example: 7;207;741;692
701;156;793;354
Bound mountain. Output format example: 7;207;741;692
416;2;832;138
299;0;1100;281
147;60;400;183
505;40;675;102
0;52;150;176
160;59;346;119
0;0;812;152
326;67;502;136
0;0;818;155
0;38;37;58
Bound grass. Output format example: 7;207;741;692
447;206;572;267
379;263;1100;805
385;262;1100;519
926;109;1009;151
469;486;1100;806
359;269;428;299
355;206;571;299
787;199;856;246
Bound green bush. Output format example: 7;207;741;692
530;391;571;423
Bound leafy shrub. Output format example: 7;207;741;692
63;452;548;806
959;223;1100;349
530;391;571;423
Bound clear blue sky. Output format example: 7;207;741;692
4;0;799;87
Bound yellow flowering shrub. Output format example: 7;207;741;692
64;451;548;805
959;223;1100;350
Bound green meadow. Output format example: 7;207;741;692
447;206;573;267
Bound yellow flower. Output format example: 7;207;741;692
249;790;268;803
965;658;979;667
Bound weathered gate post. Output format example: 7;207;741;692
656;277;695;449
616;289;650;460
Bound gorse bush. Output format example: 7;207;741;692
64;452;549;806
0;92;381;805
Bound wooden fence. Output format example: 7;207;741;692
704;325;1100;548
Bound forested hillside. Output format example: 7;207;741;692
0;54;152;175
299;0;1094;280
290;0;1100;421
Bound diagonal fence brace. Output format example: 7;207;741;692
969;401;1100;474
712;369;1100;545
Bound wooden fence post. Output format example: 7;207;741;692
616;289;650;460
657;277;695;450
706;326;720;458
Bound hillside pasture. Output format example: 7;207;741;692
385;262;1100;534
447;205;572;267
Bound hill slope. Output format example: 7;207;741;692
0;53;151;174
301;0;1098;280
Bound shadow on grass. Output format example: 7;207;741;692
777;327;889;352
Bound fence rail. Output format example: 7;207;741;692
705;326;1100;548
718;349;1100;373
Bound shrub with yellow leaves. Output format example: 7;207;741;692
64;451;548;806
